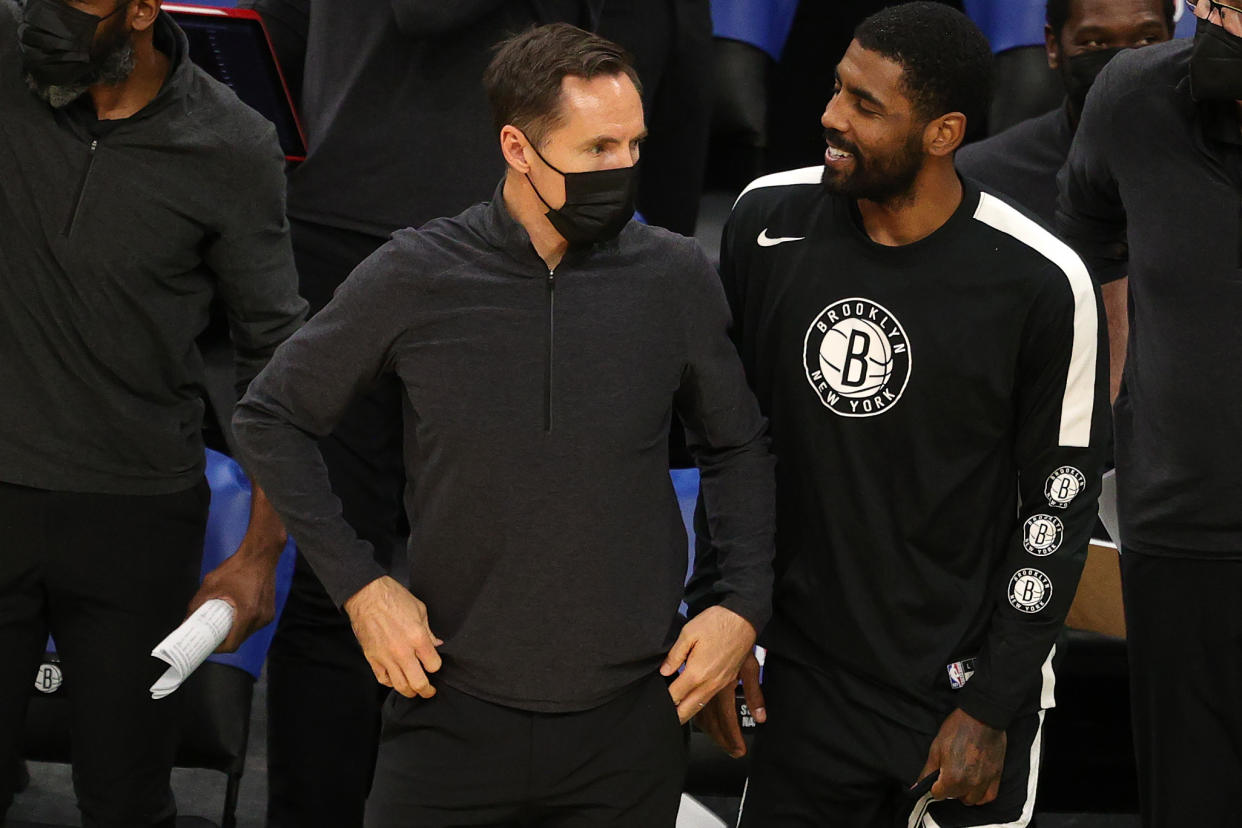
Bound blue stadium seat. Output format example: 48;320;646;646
710;0;798;61
963;0;1046;53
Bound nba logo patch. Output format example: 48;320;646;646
947;658;976;690
803;297;912;418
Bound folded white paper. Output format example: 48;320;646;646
149;599;235;699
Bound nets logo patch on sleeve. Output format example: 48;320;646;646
803;298;911;418
1009;568;1053;613
1044;466;1086;509
1023;514;1065;556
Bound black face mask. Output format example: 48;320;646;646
18;0;127;87
526;143;638;247
1190;16;1242;101
1064;47;1124;119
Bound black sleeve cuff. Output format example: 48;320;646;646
717;592;771;638
955;686;1018;732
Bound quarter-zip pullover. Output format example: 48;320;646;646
1057;40;1242;558
233;183;776;712
0;4;306;494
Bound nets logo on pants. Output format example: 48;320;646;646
804;298;911;417
34;662;63;694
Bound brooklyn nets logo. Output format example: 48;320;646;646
1023;514;1064;556
1008;568;1053;614
1045;466;1087;509
803;298;911;417
34;662;63;694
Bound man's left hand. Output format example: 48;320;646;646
186;537;280;653
660;606;756;724
184;483;286;653
916;708;1007;806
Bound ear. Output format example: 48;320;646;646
499;125;533;175
1045;23;1062;70
130;0;161;33
925;112;966;158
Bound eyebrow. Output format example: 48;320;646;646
580;129;649;148
1074;20;1167;38
834;69;886;111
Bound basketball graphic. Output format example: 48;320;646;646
1023;514;1064;556
817;317;894;399
804;298;911;417
34;661;63;694
1009;568;1053;614
1045;466;1087;509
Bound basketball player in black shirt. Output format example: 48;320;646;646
690;4;1110;825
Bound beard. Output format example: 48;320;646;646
820;126;926;206
25;24;136;109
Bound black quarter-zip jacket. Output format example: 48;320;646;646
233;184;776;712
1057;40;1242;559
0;3;306;494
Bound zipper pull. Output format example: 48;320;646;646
545;268;556;433
63;138;100;237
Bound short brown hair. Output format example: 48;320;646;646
483;23;641;148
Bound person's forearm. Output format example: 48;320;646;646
237;483;288;559
233;399;386;607
690;436;776;631
1101;277;1128;404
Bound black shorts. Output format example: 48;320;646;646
738;655;1046;828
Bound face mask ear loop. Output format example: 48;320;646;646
519;131;565;214
525;172;558;213
526;138;568;176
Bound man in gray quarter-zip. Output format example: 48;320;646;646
1058;1;1242;824
234;23;775;827
236;3;605;824
0;1;306;826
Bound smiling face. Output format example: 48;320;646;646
819;40;929;205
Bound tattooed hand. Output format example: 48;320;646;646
915;708;1007;805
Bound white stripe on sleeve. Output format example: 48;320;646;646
971;192;1098;448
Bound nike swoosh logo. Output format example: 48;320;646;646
757;228;806;247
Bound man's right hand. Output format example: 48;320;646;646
693;650;765;758
343;576;443;698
